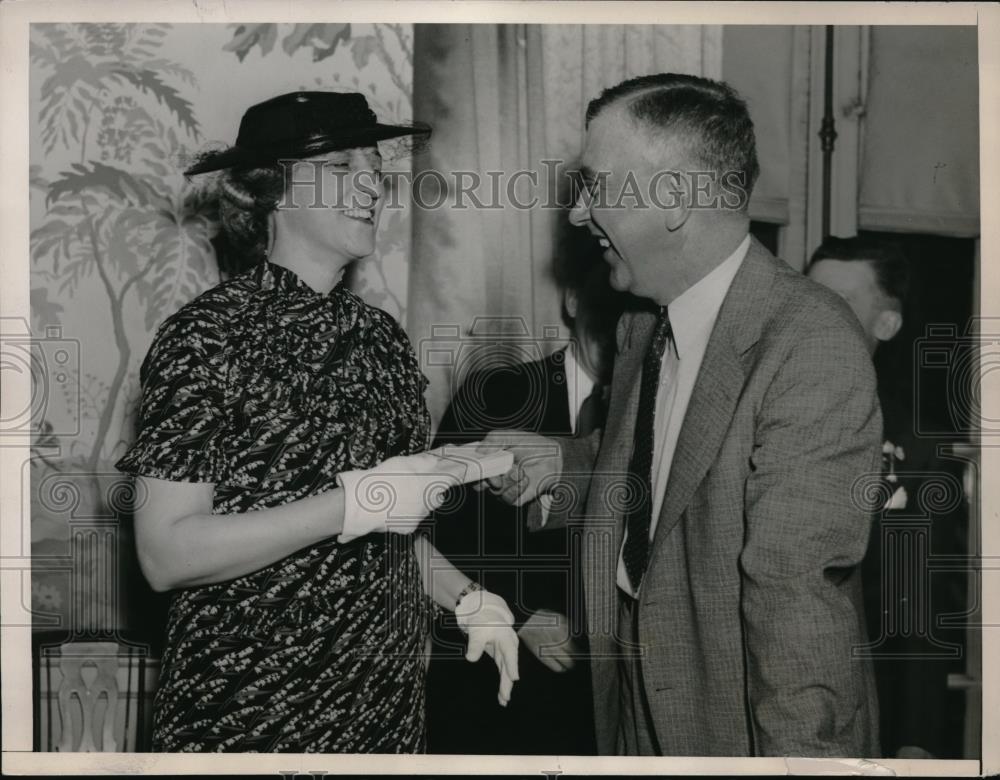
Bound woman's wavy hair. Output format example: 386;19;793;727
184;145;286;275
211;163;286;274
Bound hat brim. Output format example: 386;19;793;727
184;122;430;175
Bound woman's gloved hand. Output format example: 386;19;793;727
455;588;520;706
336;450;466;542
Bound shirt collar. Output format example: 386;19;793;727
668;234;751;359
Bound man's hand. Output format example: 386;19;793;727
518;609;580;673
476;431;562;507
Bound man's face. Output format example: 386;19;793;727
569;108;681;300
807;258;899;353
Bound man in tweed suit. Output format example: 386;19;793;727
482;74;882;756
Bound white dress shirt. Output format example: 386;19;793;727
617;235;751;597
563;340;596;435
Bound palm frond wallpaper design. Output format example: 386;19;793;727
29;22;414;635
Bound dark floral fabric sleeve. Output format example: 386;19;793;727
115;312;228;483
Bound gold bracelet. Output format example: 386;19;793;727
455;580;482;609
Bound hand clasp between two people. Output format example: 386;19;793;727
475;431;564;507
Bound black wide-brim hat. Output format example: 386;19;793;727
184;91;430;175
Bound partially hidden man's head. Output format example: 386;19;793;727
806;236;910;355
553;232;629;384
570;73;759;302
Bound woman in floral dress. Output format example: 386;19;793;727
116;91;519;753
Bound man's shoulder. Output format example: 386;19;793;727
743;244;870;347
720;243;875;398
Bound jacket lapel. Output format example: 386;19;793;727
647;238;777;563
601;311;654;474
583;310;652;646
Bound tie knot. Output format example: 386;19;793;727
650;306;673;356
657;305;671;329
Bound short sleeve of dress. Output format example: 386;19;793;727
115;312;228;483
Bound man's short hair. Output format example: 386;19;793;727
585;73;760;211
809;236;911;307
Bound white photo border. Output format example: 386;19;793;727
1;1;996;776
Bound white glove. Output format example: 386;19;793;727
336;451;466;543
455;588;520;706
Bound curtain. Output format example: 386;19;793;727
858;26;979;237
409;24;722;428
721;26;796;226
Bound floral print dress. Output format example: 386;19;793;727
115;260;433;753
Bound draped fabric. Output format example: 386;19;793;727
721;26;798;226
858;26;979;236
409;25;722;429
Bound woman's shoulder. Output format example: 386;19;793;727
142;271;260;376
347;291;413;347
156;270;258;343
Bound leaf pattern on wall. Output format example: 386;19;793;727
29;22;414;633
224;23;352;63
32;24;199;159
109;69;199;136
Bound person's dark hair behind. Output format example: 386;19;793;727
810;235;911;306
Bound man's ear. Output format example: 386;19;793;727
874;309;903;343
665;201;691;232
664;174;691;232
564;288;579;320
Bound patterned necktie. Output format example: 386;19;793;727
622;306;673;592
576;382;608;437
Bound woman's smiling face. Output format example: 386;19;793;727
278;146;385;265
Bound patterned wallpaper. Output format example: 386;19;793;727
28;23;414;634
